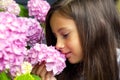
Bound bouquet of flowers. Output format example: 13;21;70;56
0;0;66;80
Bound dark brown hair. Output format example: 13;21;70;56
45;0;119;80
100;0;120;48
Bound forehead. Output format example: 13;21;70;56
50;11;76;32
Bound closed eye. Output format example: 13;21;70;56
62;33;69;38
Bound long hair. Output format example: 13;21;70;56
101;0;120;48
45;0;119;80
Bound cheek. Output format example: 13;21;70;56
76;42;84;61
77;48;84;62
69;39;84;61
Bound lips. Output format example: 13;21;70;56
65;52;71;58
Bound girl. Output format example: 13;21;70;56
32;0;120;80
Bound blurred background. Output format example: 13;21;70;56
15;0;56;6
14;0;119;12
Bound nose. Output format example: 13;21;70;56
55;38;64;51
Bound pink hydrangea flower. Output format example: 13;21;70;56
7;1;20;15
0;12;28;73
0;0;20;15
26;43;66;75
18;18;44;47
0;12;45;77
27;0;50;22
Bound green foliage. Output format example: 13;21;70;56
14;73;34;80
19;4;29;17
0;71;41;80
0;71;11;80
0;9;4;12
117;0;120;12
14;73;41;80
32;74;41;80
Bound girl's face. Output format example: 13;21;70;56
50;11;84;64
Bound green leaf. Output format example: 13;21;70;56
19;4;29;17
0;71;11;80
0;9;4;12
32;74;41;80
14;73;34;80
117;0;120;13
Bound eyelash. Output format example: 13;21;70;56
62;33;69;38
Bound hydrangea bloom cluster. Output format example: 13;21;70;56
26;43;66;75
0;0;20;15
13;61;32;76
0;12;28;74
0;12;44;77
0;1;66;79
27;0;50;22
18;17;44;47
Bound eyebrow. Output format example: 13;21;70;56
52;27;68;36
57;27;66;32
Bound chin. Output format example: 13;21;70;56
68;58;82;64
68;60;80;64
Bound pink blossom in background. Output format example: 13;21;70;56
0;0;20;15
26;43;66;75
7;0;20;15
27;0;50;22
